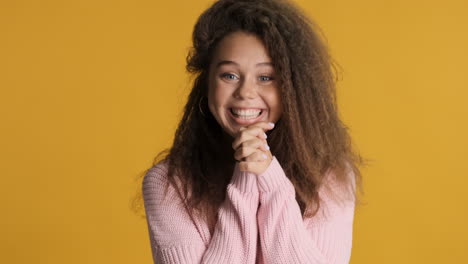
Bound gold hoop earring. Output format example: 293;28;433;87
198;96;206;117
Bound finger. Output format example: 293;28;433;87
234;146;257;161
242;121;275;138
243;150;269;162
232;127;268;150
238;161;252;172
239;138;270;152
232;122;275;150
235;121;274;138
246;121;275;132
240;122;275;139
238;160;262;172
234;141;270;161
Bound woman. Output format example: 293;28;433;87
142;0;365;263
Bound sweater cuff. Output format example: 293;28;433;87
230;162;259;194
257;156;295;193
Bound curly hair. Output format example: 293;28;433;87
132;0;367;225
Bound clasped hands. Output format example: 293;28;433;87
232;121;275;175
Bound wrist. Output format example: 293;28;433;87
257;156;295;193
231;162;260;194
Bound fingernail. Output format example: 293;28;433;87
263;132;267;139
265;144;270;150
262;154;268;159
268;122;275;128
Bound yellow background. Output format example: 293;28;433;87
1;0;467;263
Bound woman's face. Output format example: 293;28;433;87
207;31;282;137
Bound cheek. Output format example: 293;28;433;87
265;89;281;109
210;86;231;107
267;92;282;120
208;85;230;119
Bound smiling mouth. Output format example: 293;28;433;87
230;108;263;119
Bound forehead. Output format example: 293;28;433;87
212;31;272;66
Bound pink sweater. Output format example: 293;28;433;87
142;156;355;264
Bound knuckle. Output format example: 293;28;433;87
234;151;241;160
239;133;248;142
256;140;264;148
232;140;238;149
255;152;263;161
240;148;248;157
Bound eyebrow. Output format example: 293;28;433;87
215;60;273;68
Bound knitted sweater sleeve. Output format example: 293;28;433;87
142;162;259;264
256;157;356;264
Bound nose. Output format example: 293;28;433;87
233;77;257;100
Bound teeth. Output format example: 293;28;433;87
231;108;262;119
232;108;261;115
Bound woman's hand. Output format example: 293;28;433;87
232;122;275;175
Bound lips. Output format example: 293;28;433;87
230;108;262;118
228;107;266;125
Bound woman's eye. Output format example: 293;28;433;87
221;73;238;80
259;76;274;82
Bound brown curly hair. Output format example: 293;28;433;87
132;0;368;225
